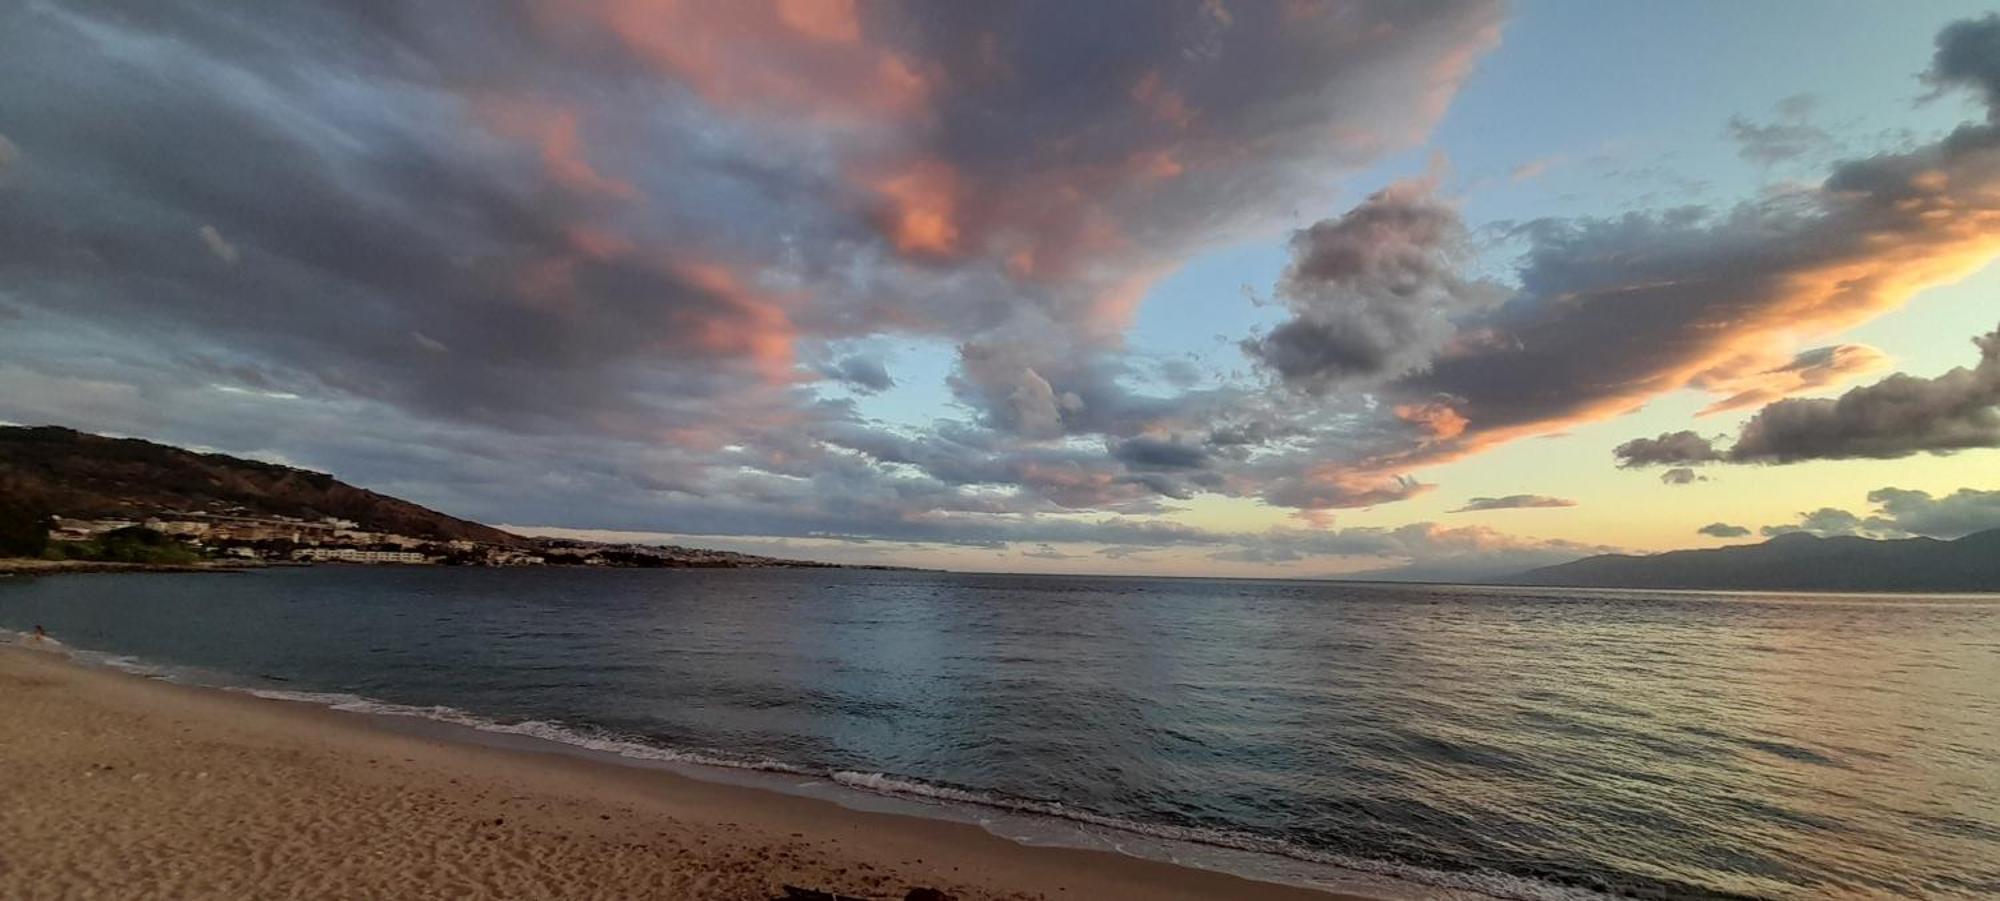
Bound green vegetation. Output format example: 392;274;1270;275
0;498;52;557
42;526;203;565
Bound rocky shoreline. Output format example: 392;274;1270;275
0;558;262;576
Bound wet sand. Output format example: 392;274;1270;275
0;645;1367;900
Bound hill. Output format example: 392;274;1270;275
1503;529;2000;592
0;426;526;546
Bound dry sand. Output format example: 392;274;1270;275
0;645;1370;900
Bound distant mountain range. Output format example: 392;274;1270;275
1502;529;2000;592
0;425;528;546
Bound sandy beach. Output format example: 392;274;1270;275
0;644;1362;901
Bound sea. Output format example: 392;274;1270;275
2;566;1995;899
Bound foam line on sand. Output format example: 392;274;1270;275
0;645;1375;900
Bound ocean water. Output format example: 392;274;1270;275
2;567;1996;899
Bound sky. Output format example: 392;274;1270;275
3;1;2000;578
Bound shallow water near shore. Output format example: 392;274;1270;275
3;567;1997;899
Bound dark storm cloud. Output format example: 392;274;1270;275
1450;494;1575;512
1613;431;1722;468
1727;324;2000;463
1697;522;1751;539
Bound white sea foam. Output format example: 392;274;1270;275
236;687;817;777
827;771;1611;901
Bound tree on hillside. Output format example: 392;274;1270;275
0;498;51;557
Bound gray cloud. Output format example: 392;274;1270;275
822;355;896;393
1371;18;2000;474
1727;324;2000;463
1697;522;1751;539
1614;431;1722;468
1331;523;1618;581
8;3;1996;565
1110;435;1211;470
1450;494;1575;512
1244;180;1496;391
1759;484;2000;541
0;0;1511;546
1761;507;1870;538
1865;486;2000;538
1660;467;1705;485
196;225;238;265
1725;97;1833;166
1207;520;1612;574
1927;14;2000;114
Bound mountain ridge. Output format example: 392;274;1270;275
0;425;528;547
1500;529;2000;592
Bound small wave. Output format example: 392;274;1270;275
238;685;1608;900
235;687;819;776
45;644;1616;901
827;772;1614;901
2;628;64;650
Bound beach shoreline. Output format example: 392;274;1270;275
0;557;260;576
0;644;1382;901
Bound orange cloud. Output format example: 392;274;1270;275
516;228;800;384
1394;401;1468;441
1408;228;2000;474
1692;343;1891;415
1129;148;1186;180
474;97;635;199
544;0;927;122
775;0;858;43
672;261;801;383
1131;70;1195;129
519;225;640;309
1266;466;1431;510
869;159;962;258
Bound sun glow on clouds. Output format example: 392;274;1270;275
3;2;1998;574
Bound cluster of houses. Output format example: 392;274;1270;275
48;512;821;569
49;512;545;566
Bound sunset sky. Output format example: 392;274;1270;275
4;1;1999;577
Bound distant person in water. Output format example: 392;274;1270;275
32;624;47;644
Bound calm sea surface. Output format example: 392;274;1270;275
3;567;1996;899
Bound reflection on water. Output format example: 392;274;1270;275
3;569;1996;899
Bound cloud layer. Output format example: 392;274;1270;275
0;0;1520;569
1450;495;1575;513
1615;322;2000;468
3;4;1997;572
1762;486;2000;540
1730;324;2000;463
